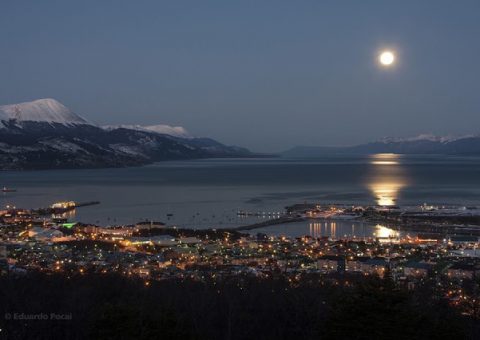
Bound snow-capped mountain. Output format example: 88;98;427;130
0;98;90;126
377;134;476;144
142;124;191;138
0;99;251;170
282;134;480;157
104;124;192;138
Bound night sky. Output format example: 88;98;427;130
1;1;480;152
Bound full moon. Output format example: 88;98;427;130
379;51;395;66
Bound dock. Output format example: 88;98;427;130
233;216;305;231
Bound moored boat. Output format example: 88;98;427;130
2;187;16;193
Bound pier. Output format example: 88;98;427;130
34;201;101;216
233;216;305;231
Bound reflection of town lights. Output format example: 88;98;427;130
374;225;399;238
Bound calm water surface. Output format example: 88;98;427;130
1;154;480;237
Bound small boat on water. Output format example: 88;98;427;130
2;187;16;193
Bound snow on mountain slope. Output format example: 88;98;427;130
104;124;192;138
0;98;90;126
377;134;476;144
283;133;480;157
0;98;191;138
143;124;191;138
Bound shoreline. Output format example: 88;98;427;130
229;214;480;237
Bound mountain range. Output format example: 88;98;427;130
282;134;480;157
2;98;479;170
0;98;252;170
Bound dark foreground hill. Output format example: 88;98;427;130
0;272;476;339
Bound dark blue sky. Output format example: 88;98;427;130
1;1;480;152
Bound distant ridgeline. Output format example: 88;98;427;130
282;134;480;157
0;99;252;170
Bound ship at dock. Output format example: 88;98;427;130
50;201;100;209
32;200;101;216
2;187;16;193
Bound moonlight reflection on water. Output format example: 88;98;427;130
368;154;408;206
